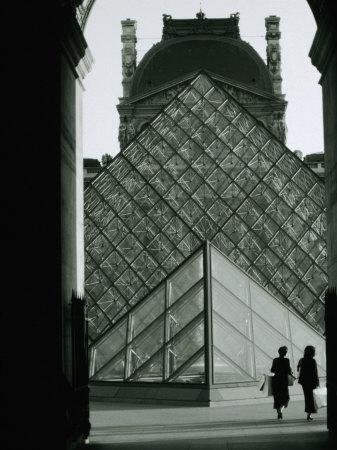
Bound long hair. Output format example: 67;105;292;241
303;345;315;358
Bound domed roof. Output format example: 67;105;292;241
130;35;273;97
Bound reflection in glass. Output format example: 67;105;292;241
213;348;252;383
211;246;249;304
167;283;204;340
166;318;204;378
169;251;203;304
91;319;127;374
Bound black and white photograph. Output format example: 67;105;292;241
4;1;337;450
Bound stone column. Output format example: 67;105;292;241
121;18;137;99
6;3;92;449
265;16;283;96
307;0;337;438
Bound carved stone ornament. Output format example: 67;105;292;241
119;116;137;149
118;119;128;149
270;112;286;142
222;83;255;103
267;44;280;74
162;14;172;25
122;48;136;78
134;83;188;106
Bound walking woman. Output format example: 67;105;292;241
271;346;293;419
297;345;319;420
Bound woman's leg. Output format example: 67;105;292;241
303;386;317;418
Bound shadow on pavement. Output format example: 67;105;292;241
84;430;334;450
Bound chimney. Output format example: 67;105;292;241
121;19;137;99
265;16;282;96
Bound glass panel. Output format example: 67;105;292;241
115;268;143;300
211;246;249;304
167;283;204;340
177;167;203;194
129;287;165;341
92;350;125;381
131;251;158;282
127;317;164;377
250;284;290;339
103;217;129;245
194;215;217;240
288;283;317;315
254;347;273;379
128;350;163;382
117;234;143;264
207;199;232;227
212;231;235;255
166;318;204;378
164;184;189;210
252;313;292;361
306;301;325;336
91;319;127;374
223;215;249;244
97;287;127;322
289;314;326;370
213;314;254;377
213;348;253;383
172;353;205;384
212;279;252;338
192;74;213;94
87;307;110;340
169;251;203;305
147;233;175;263
161;249;185;273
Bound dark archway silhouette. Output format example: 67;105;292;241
8;2;336;450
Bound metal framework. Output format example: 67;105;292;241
84;73;327;345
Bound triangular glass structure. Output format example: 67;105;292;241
210;243;326;381
89;242;326;388
90;247;206;383
85;73;326;346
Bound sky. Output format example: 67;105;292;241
82;0;323;162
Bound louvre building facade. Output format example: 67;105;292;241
84;14;327;404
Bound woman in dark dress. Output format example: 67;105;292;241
297;345;319;420
271;346;293;419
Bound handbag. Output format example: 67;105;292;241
258;374;265;391
261;374;274;396
313;387;327;409
287;374;296;386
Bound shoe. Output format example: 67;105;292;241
307;416;313;421
277;412;283;419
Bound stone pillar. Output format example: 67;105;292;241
265;16;283;96
307;0;337;439
75;52;93;298
6;3;92;449
121;18;137;99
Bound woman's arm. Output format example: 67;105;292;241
287;358;292;375
297;358;302;373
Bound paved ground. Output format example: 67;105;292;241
85;398;334;449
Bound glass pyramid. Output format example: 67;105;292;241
84;73;327;344
89;242;326;384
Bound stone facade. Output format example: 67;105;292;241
117;13;287;151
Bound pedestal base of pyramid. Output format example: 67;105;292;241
89;378;326;407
